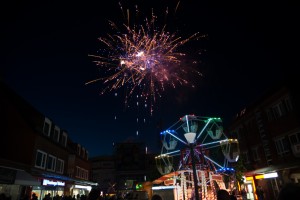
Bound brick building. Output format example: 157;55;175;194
0;81;96;200
227;81;300;200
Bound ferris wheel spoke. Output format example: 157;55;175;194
165;130;188;145
203;155;223;169
160;149;180;157
195;118;212;141
199;139;228;148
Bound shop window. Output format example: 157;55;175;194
35;150;47;169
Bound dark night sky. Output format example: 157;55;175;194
1;0;298;157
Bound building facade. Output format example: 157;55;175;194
89;155;116;197
0;82;96;200
90;142;160;199
227;82;300;200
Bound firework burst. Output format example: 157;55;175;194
86;2;205;114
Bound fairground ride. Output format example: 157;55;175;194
154;114;240;200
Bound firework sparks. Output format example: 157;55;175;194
86;3;205;114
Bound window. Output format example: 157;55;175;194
56;158;64;174
283;96;293;112
289;132;300;145
61;131;67;147
251;147;260;161
77;144;81;156
76;166;89;180
43;118;51;136
53;126;60;142
46;154;56;172
82;147;85;158
275;137;290;156
35;150;47;169
267;96;293;121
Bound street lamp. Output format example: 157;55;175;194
183;116;200;200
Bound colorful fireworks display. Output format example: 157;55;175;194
86;2;205;114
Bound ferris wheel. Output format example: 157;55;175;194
155;114;240;176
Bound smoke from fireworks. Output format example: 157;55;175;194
86;2;205;114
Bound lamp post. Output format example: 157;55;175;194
184;132;200;200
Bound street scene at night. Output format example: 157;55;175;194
1;0;300;200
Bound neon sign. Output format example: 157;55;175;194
42;179;65;186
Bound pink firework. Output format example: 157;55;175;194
87;3;205;113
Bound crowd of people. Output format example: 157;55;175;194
0;193;11;200
216;182;300;200
4;182;300;200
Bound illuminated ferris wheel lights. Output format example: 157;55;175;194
212;117;222;122
216;167;235;174
155;154;170;158
180;114;196;122
160;129;176;135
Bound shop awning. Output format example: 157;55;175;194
73;179;98;186
30;169;97;186
31;170;74;181
244;161;300;176
15;170;41;186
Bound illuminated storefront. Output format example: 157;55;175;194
71;185;92;197
243;176;256;200
32;179;65;200
244;172;279;200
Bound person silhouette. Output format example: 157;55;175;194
32;193;38;200
277;182;300;200
217;189;230;200
256;186;264;200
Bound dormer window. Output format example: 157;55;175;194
53;126;60;142
77;144;81;156
82;147;85;158
61;131;67;147
43;117;51;136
